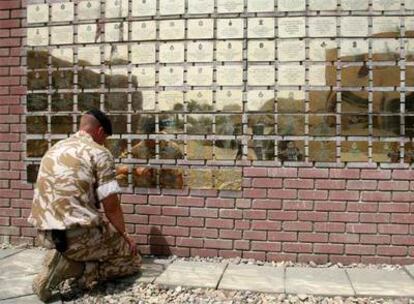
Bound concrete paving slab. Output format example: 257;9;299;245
0;275;37;301
286;267;354;296
405;264;414;279
154;261;227;289
0;249;46;279
0;249;24;260
219;264;284;293
347;268;414;297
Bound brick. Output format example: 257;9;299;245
283;221;312;232
235;199;250;209
347;202;378;213
361;169;391;180
206;198;234;208
391;214;414;224
251;241;281;251
268;189;297;199
0;226;19;236
244;210;266;219
234;240;250;250
206;218;233;229
268;231;297;242
178;217;204;227
0;38;20;47
298;254;328;264
149;235;175;246
219;229;242;239
345;245;375;255
219;250;242;258
392;170;414;180
136;205;161;215
347;180;377;190
0;1;21;9
205;239;232;249
298;168;329;178
190;248;218;257
329;169;360;179
315;180;345;190
360;213;389;223
329;233;360;244
148;215;175;225
243;188;266;198
392;235;414;245
347;223;377;234
329;212;359;222
252;199;281;209
251;220;281;231
149;196;175;206
176;237;203;248
392;192;414;202
162;226;189;237
284;179;314;189
298;233;328;243
0;11;10;19
298;211;328;222
244;167;267;177
314;243;344;254
162;207;189;216
268;167;297;178
283;200;313;210
315;201;346;211
219;209;243;219
361;191;391;202
190;208;217;218
315;222;345;233
360;234;390;245
329;191;359;201
283;242;312;253
362;256;391;264
268;210;297;220
378;224;408;234
243;230;267;240
177;197;204;207
190;228;218;238
235;219;250;230
243;251;266;261
377;246;407;256
251;178;282;188
298;190;328;200
267;252;297;262
378;181;409;191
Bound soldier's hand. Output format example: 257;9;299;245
125;234;138;256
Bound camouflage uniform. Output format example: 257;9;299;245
29;131;141;290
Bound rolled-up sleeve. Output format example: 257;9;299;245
95;150;122;201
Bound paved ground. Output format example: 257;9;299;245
1;248;414;303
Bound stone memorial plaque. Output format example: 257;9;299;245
105;22;128;42
27;4;49;24
247;0;274;12
187;114;213;134
373;142;400;162
159;67;184;86
130;21;156;41
309;115;336;136
246;90;274;112
340;17;369;37
104;92;128;111
309;0;337;10
277;39;306;61
406;17;414;37
27;139;48;157
341;0;369;10
131;114;156;133
309;91;336;113
213;168;242;190
27;49;48;69
78;24;99;43
309;39;337;61
277;0;305;11
278;141;305;162
78;1;101;20
27;94;48;112
105;139;128;158
247;66;275;86
51;26;73;45
373;91;401;113
188;0;214;14
78;46;101;66
277;114;305;135
51;2;74;22
160;168;184;189
131;43;156;64
104;68;128;88
188;169;214;189
373;115;401;136
159;20;185;40
216;65;243;86
27;27;49;46
52;70;73;89
52;92;73;112
341;141;368;162
340;39;369;61
115;165;129;187
309;141;336;162
131;67;155;87
372;17;400;37
217;0;244;13
216;40;243;61
105;0;128;18
247;114;275;135
373;0;401;10
51;115;73;134
160;140;184;159
217;19;244;39
373;66;401;87
308;17;337;37
277;90;305;113
28;71;48;90
158;91;184;111
104;44;128;64
372;39;400;61
248;140;275;160
278;65;305;86
214;140;242;160
78;93;100;111
216;115;242;135
187;90;213;111
247;18;275;38
26;116;47;134
341;114;369;135
109;115;127;133
27;164;40;183
133;167;157;188
248;40;275;62
308;65;336;86
187;66;214;86
187;19;214;39
216;90;243;112
187;140;213;160
159;114;185;133
341;91;368;113
278;17;306;38
159;42;185;63
159;0;185;15
132;91;156;111
131;139;156;158
187;41;214;62
132;0;156;16
341;65;369;87
51;48;73;67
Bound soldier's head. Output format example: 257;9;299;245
80;109;112;145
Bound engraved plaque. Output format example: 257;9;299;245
216;65;243;86
341;141;368;162
105;139;128;158
248;140;275;160
51;48;73;67
341;114;369;136
277;39;306;61
248;18;275;38
188;0;214;13
216;90;243;112
372;39;400;61
308;17;337;37
247;114;275;135
109;115;127;134
248;40;275;62
104;44;128;65
27;4;49;24
78;46;101;66
217;0;244;13
27;164;40;183
132;0;156;16
247;0;274;12
187;114;213;134
160;141;184;159
26;116;47;134
216;40;243;61
159;42;185;63
247;66;275;86
341;91;368;113
278;141;305;162
215;140;242;160
160;168;184;189
159;0;185;15
373;115;401;136
341;0;369;10
278;17;306;38
341;65;369;87
27;49;48;69
309;0;337;10
372;17;400;37
309;115;336;136
104;92;127;111
187;19;214;39
187;41;214;62
308;65;336;86
27;27;49;46
187;66;214;86
309;39;337;61
78;68;101;89
340;39;369;61
309;141;336;162
78;93;100;111
216;115;242;135
373;142;400;162
78;1;101;20
133;167;157;188
213;168;242;190
277;90;305;113
373;92;401;113
187;140;213;160
51;2;74;22
131;43;156;64
217;19;244;39
131;139;155;158
158;91;184;111
132;91;156;111
188;169;213;190
131;114;156;133
51;26;73;45
28;71;48;90
278;115;305;135
131;67;155;87
27;94;48;112
246;90;274;112
309;91;336;113
277;0;306;11
115;165;129;187
52;92;73;112
78;24;99;43
105;22;128;42
340;17;369;37
278;65;306;86
159;20;185;40
105;0;128;18
159;114;184;133
187;90;213;111
130;21;156;41
51;116;73;134
104;68;128;88
373;0;401;10
372;66;401;87
159;67;184;86
27;139;48;157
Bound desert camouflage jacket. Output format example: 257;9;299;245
28;131;121;230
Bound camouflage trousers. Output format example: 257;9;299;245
39;222;142;288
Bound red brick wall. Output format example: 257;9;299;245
1;1;414;265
